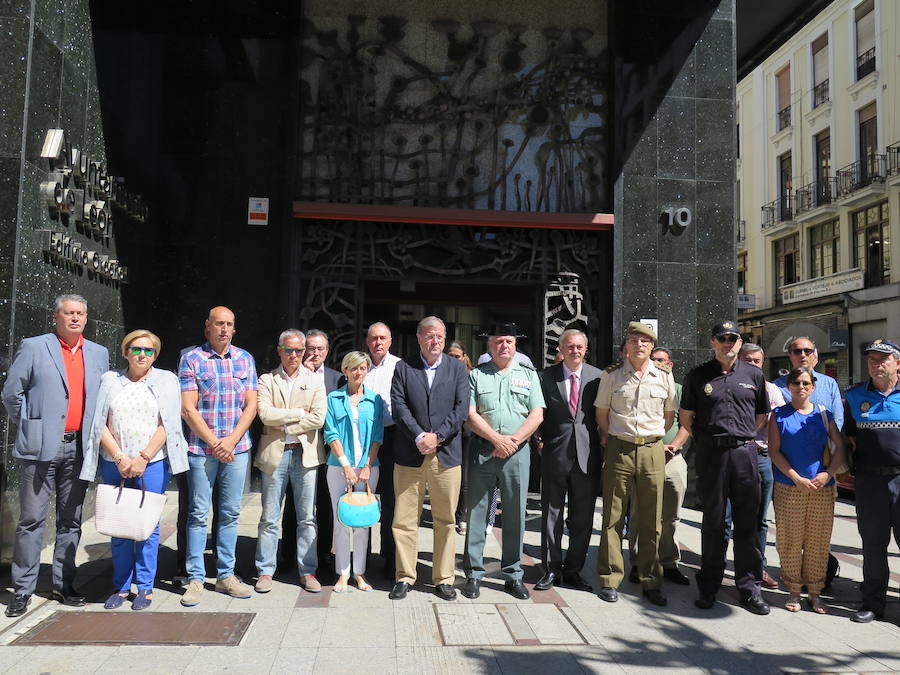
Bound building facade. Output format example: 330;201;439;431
736;0;899;385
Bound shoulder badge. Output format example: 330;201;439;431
703;382;713;396
860;401;871;413
604;359;622;373
655;361;672;373
517;361;535;371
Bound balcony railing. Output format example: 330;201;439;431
812;79;829;108
887;141;900;176
761;195;793;229
836;154;886;197
777;105;791;131
794;177;838;213
856;47;876;80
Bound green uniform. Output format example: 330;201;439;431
465;360;545;581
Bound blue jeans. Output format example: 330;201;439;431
724;451;774;568
256;450;319;576
186;452;249;581
100;457;171;592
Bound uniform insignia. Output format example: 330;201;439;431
654;361;672;373
703;383;713;396
723;321;734;329
872;339;882;345
604;359;622;373
860;401;870;413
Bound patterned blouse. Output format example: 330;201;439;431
103;379;166;463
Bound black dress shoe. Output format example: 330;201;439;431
562;573;592;592
643;588;668;606
534;571;560;591
504;580;530;600
694;594;716;609
388;581;409;600
739;594;770;616
662;567;690;586
434;584;457;601
597;587;619;603
5;593;30;617
850;608;883;623
52;586;86;607
628;566;639;583
460;578;481;599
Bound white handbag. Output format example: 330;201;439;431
95;479;167;541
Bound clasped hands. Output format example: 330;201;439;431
342;464;371;484
116;453;148;478
491;434;520;458
795;471;831;492
210;434;238;463
416;432;440;455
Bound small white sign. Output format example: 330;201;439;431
639;318;658;337
737;294;756;309
248;197;269;225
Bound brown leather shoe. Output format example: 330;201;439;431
761;571;779;589
300;574;322;593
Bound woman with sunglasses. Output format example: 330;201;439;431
81;330;188;610
767;366;845;614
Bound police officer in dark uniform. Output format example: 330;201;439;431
844;338;900;623
669;321;771;614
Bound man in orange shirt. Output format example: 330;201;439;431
2;294;109;617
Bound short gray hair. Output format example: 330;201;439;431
306;328;329;345
740;342;764;357
559;328;587;346
367;321;392;338
417;316;445;334
651;346;672;359
786;336;816;352
53;294;87;313
278;329;305;346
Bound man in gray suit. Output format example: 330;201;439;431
2;294;109;616
534;328;602;591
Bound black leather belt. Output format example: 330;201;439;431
709;436;751;448
284;443;303;449
62;431;78;442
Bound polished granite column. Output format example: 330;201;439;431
0;0;124;565
611;0;735;380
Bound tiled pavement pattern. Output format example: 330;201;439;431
1;489;898;674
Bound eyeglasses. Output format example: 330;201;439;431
128;347;156;356
421;334;445;343
306;345;327;352
789;380;814;388
280;347;305;355
715;335;739;344
790;348;816;356
626;336;653;345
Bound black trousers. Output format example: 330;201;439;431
377;426;397;569
694;438;762;598
540;458;599;574
854;470;900;612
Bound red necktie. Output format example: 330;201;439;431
569;372;579;416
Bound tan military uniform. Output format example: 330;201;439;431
594;359;678;590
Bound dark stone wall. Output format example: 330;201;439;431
610;0;735;381
0;0;125;563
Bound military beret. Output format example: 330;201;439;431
625;321;657;342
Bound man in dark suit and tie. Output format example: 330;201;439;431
534;328;602;591
387;316;469;601
2;294;109;616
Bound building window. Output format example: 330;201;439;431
855;0;876;80
736;122;740;159
737;252;747;294
774;234;800;301
815;129;832;205
776;66;791;130
778;151;793;220
854;201;891;287
812;33;829;108
809;220;839;279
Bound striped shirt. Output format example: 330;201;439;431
179;342;258;455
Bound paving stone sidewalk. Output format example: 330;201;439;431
1;490;898;674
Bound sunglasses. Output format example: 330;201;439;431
128;346;156;356
715;335;739;344
789;380;814;388
280;347;305;356
790;348;816;356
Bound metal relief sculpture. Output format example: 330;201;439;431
544;272;587;364
299;15;608;213
296;221;603;359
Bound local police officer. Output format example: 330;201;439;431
844;339;900;623
671;320;771;615
594;322;678;606
462;323;545;600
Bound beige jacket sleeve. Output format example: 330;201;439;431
257;373;305;426
285;379;326;434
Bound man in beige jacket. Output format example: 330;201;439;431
254;329;327;593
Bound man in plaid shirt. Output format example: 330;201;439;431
178;306;259;606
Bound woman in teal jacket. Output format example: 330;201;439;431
323;351;383;593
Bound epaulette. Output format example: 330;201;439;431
655;361;672;373
517;361;535;371
604;360;622;373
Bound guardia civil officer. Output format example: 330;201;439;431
670;321;771;615
844;339;900;624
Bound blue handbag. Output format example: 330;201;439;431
337;481;381;528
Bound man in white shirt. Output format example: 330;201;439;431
364;322;402;576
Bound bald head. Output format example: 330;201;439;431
206;306;236;355
366;321;393;364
